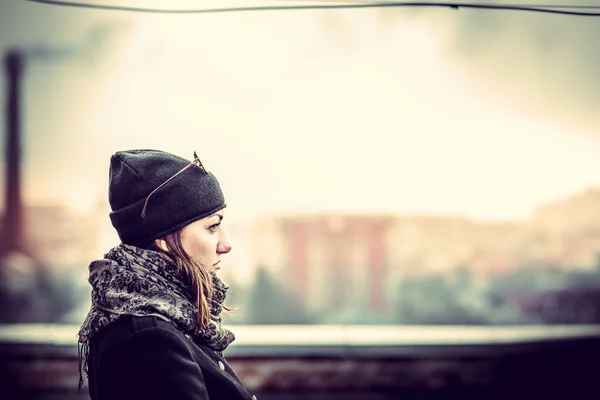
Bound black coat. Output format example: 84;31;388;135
87;315;256;400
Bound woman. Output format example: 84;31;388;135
78;149;256;400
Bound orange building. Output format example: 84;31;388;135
273;214;395;315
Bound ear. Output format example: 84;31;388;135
154;239;169;252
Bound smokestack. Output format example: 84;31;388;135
1;50;25;255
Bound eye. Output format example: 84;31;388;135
208;223;220;233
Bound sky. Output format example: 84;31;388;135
0;0;599;224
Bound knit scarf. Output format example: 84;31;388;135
77;244;235;389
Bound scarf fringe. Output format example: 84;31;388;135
77;339;89;392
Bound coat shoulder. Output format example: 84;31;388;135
92;315;186;347
88;316;252;400
91;315;216;365
89;316;203;399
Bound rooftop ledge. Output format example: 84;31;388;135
1;324;600;358
2;325;600;397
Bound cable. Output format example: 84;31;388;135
271;0;600;7
19;0;600;16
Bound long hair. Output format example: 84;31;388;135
150;230;227;329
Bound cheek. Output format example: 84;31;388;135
182;232;213;260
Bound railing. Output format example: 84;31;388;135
1;324;600;399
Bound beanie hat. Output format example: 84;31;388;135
108;149;226;247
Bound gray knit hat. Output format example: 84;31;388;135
108;149;226;247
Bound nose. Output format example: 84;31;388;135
217;229;232;255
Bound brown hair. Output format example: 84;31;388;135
151;230;231;329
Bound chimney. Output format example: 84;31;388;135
1;50;26;255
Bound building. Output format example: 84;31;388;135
241;213;395;316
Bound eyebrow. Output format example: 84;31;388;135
211;213;223;222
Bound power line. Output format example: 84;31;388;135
19;0;600;16
272;0;600;7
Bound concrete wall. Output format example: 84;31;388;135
1;325;600;400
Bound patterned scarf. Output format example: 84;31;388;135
77;244;235;389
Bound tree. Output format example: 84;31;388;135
393;272;490;325
246;266;313;324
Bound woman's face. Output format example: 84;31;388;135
180;211;232;272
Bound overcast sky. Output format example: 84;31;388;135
0;0;599;223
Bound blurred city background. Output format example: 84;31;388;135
1;0;599;327
1;1;600;398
